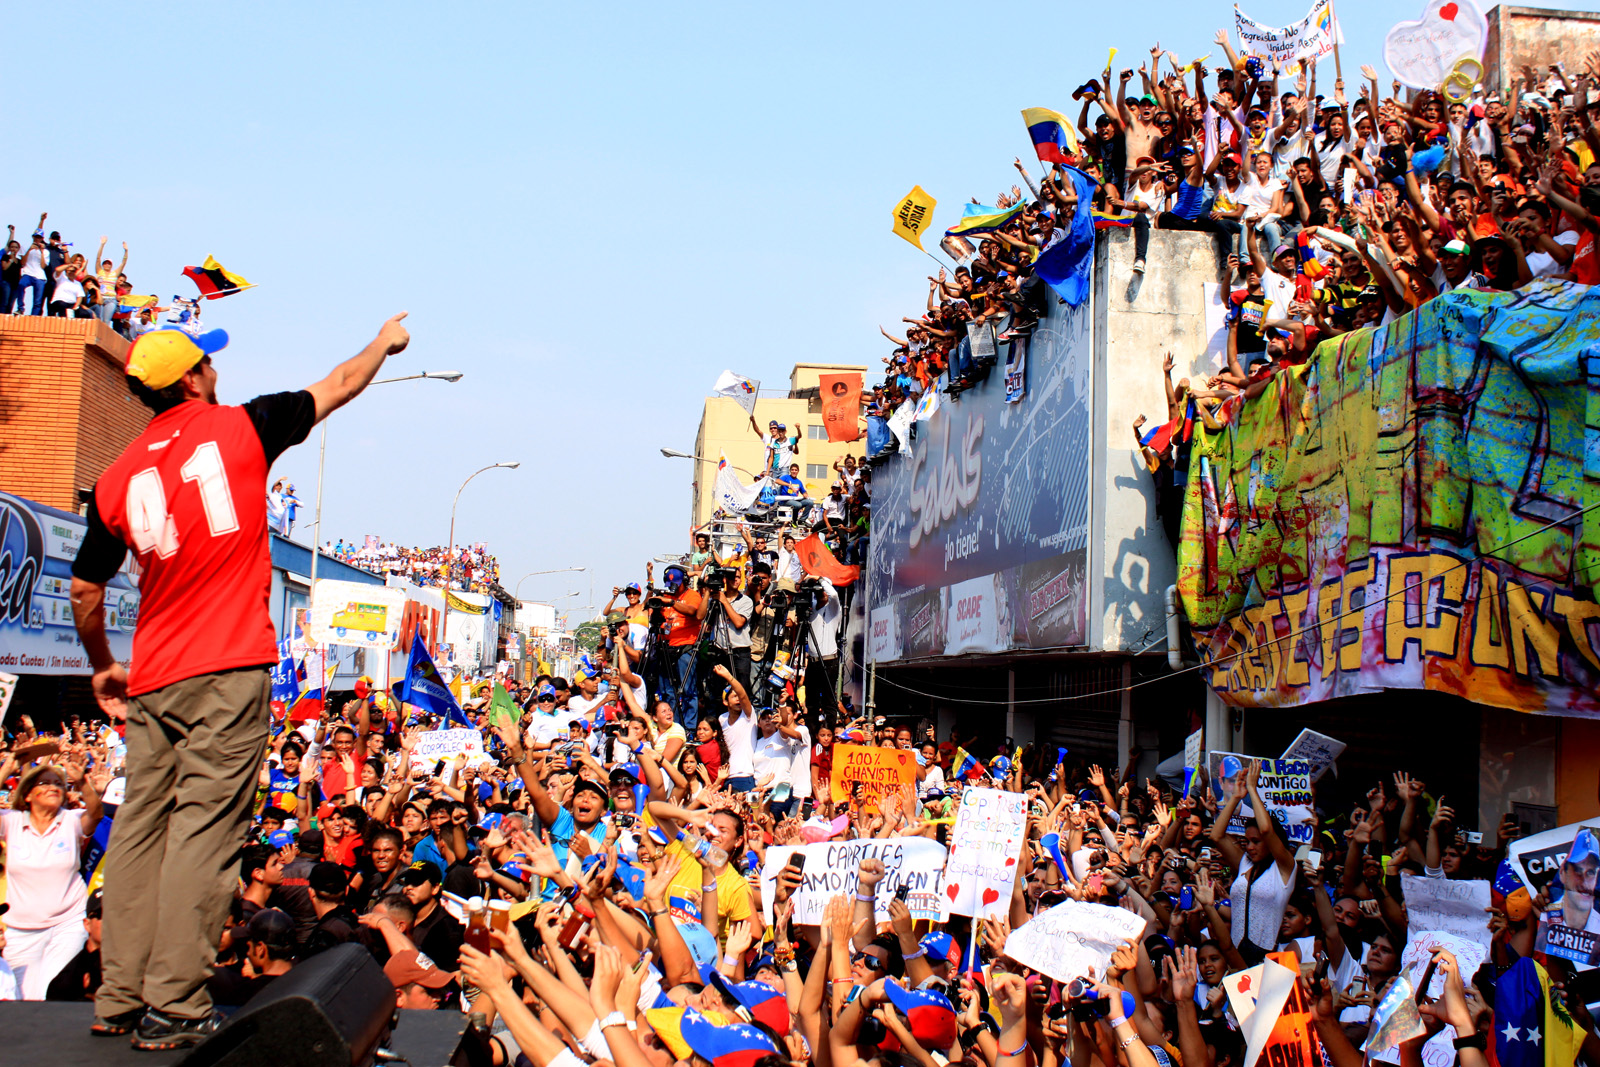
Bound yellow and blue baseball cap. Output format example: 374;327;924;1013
125;327;229;390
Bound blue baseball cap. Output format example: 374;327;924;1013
680;1009;779;1067
267;830;295;848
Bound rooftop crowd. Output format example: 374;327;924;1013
867;35;1600;513
0;211;206;338
329;539;505;594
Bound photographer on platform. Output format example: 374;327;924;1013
705;566;754;697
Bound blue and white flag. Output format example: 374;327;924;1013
397;634;472;727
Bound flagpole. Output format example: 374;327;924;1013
200;282;261;301
1328;0;1343;81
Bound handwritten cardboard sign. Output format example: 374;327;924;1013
412;728;485;764
941;787;1027;921
1400;875;1490;947
1002;900;1147;983
1280;728;1345;781
830;742;918;813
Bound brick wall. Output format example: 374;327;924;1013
0;316;145;511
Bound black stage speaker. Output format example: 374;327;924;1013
179;943;397;1067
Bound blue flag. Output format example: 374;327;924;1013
1031;165;1098;307
270;635;302;708
397;634;472;728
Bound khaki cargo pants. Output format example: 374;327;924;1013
96;667;270;1020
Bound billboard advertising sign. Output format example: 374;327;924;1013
866;294;1093;661
0;492;139;675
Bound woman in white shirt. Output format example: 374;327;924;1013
1208;762;1297;963
1;762;106;999
1240;151;1289;271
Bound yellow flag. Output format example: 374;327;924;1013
892;185;937;250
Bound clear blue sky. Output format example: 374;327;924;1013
12;1;1593;614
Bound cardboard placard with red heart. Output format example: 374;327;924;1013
941;786;1029;921
1384;0;1487;90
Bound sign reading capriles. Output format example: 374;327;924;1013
867;293;1093;661
0;492;139;675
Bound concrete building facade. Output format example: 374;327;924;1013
685;362;869;529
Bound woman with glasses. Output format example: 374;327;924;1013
1;761;106;998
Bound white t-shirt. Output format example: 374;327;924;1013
52;274;84;307
527;709;583;746
1526;229;1579;279
809;579;842;658
752;729;797;787
1;808;87;929
920;764;946;797
568;693;607;723
20;246;47;280
721;709;758;777
787;723;813;799
1239;176;1282;217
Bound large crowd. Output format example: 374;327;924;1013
2;19;1597;1067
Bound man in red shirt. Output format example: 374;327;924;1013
69;313;410;1049
653;564;706;732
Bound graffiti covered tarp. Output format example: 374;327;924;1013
1176;283;1600;714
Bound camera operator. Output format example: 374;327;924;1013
706;567;754;696
743;563;776;704
652;565;706;732
805;576;844;719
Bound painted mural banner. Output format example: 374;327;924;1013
1176;284;1600;713
0;492;139;675
866;291;1093;662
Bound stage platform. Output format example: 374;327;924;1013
0;1000;470;1066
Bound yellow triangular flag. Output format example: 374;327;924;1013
892;185;937;250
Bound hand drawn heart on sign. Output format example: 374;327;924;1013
1384;0;1487;90
981;888;1000;907
947;883;961;902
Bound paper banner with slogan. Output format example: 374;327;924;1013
819;372;863;442
893;185;937;250
308;580;407;650
941;787;1028;921
1002;900;1148;983
412;728;486;764
887;399;915;456
713;370;761;417
758;836;947;925
794;533;859;585
1234;0;1342;68
1384;0;1487;90
1400;875;1491;947
829;742;918;813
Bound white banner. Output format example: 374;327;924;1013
1235;0;1342;68
713;370;761;417
942;787;1028;920
309;580;407;650
1399;931;1487;1067
1002;900;1148;983
887;399;915;456
412;728;485;764
713;455;766;515
1400;875;1490;947
0;671;16;725
759;837;947;926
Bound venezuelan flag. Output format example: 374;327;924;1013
1021;107;1079;165
952;747;984;781
945;202;1024;239
115;293;158;317
1091;208;1134;229
182;255;253;299
1140;416;1181;455
1295;232;1326;279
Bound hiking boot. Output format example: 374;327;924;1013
90;1008;145;1037
131;1008;224;1051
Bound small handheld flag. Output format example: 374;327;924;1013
945;202;1024;239
893;185;938;250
